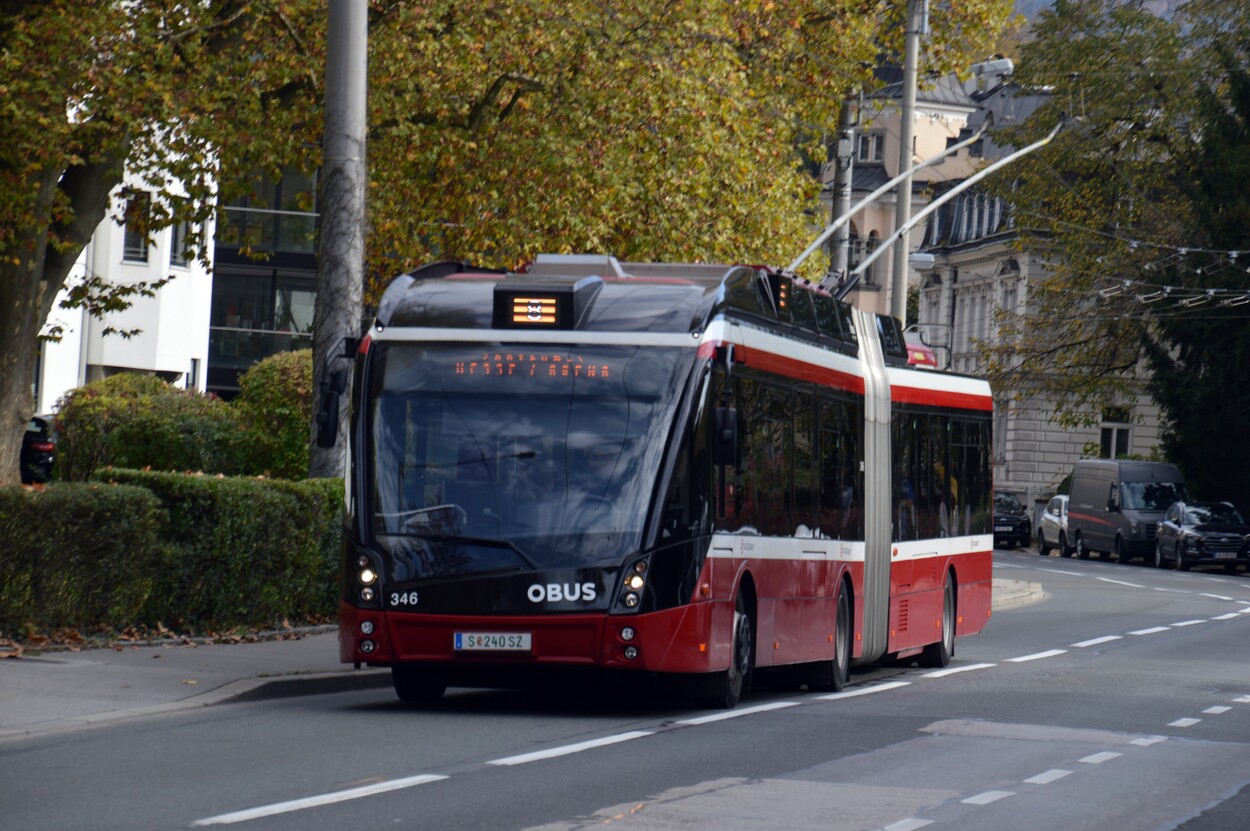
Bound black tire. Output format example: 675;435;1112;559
1059;532;1073;558
1114;537;1126;564
1075;534;1090;560
392;664;447;703
1037;531;1049;556
809;585;852;692
706;591;755;708
920;579;955;668
1154;541;1165;569
1177;542;1191;571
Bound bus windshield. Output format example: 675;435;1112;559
366;343;692;580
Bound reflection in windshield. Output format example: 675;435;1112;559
1185;504;1245;526
1120;481;1186;511
368;343;690;578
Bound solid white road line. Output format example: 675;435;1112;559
1072;635;1122;648
488;731;653;766
815;681;912;701
192;774;448;826
675;701;800;726
921;663;996;678
1006;649;1067;663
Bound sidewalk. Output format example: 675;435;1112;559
0;579;1043;742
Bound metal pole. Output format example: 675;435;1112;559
829;101;855;284
891;0;924;325
311;0;368;478
840;121;1063;299
794;125;985;279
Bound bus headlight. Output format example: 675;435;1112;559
614;556;651;613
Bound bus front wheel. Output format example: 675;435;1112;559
704;593;755;709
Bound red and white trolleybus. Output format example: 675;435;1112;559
336;254;994;707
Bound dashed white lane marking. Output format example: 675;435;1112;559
488;731;654;765
1025;769;1073;785
921;663;996;678
1153;587;1190;594
882;819;934;831
1131;736;1168;747
1006;649;1067;663
1212;613;1241;620
815;681;911;701
1169;718;1201;728
1072;635;1122;648
1235;695;1250;703
1080;752;1122;764
676;701;800;725
1201;594;1234;601
1097;577;1145;588
1039;568;1082;576
1171;619;1206;627
191;774;449;826
1203;706;1231;715
962;790;1015;805
1129;626;1171;635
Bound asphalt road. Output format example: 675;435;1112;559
3;548;1249;831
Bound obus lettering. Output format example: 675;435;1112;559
527;582;597;603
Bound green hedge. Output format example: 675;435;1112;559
0;471;344;639
0;483;166;635
55;373;246;481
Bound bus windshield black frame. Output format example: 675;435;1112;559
365;341;693;581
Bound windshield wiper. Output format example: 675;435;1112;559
404;532;541;571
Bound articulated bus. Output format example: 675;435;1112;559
337;254;994;707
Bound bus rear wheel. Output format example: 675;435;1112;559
920;579;955;668
392;664;447;703
808;585;852;692
704;593;755;709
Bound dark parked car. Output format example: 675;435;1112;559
1155;501;1250;572
20;414;56;484
994;490;1031;549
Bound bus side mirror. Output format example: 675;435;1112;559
712;406;738;467
316;368;349;448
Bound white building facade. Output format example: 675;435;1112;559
35;186;214;413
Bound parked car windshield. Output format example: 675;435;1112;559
1185;503;1245;525
995;491;1024;513
1120;481;1186;511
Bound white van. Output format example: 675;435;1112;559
1067;460;1187;563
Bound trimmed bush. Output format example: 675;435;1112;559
0;483;166;635
90;469;342;631
233;349;314;479
55;374;246;481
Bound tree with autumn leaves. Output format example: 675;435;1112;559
982;0;1250;504
0;0;1014;486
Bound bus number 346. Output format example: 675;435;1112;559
390;592;419;607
